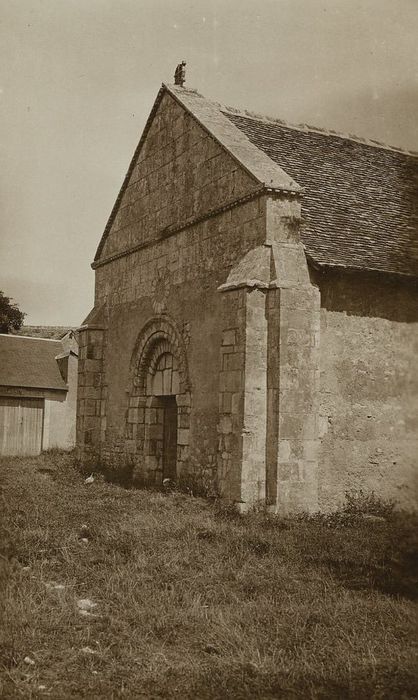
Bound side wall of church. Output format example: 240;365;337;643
89;92;268;491
318;271;418;511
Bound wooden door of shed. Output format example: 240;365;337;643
0;397;44;456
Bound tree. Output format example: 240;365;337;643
0;291;25;334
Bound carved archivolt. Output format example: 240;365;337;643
130;316;190;397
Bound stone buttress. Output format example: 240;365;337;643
76;304;108;469
217;194;320;513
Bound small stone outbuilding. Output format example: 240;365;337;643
77;82;418;512
0;331;78;455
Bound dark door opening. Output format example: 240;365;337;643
161;396;177;481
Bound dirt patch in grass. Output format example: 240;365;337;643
1;453;417;698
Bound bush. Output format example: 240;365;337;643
342;489;395;518
212;499;242;521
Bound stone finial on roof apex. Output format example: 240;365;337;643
174;61;187;87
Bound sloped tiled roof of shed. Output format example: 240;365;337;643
224;110;418;276
17;325;77;340
0;335;67;390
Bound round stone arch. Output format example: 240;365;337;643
127;316;191;486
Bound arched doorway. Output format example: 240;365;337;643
148;351;179;481
127;317;191;486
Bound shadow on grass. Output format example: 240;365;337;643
319;515;418;600
186;663;418;700
212;492;418;602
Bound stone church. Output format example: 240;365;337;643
77;77;418;513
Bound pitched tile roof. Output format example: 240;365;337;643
223;109;418;277
17;325;77;340
0;335;68;391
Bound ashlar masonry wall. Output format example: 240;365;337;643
78;91;271;492
96;91;261;269
217;197;321;513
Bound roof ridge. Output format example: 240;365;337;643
1;334;61;342
219;103;418;158
169;87;417;156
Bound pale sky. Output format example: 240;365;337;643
1;0;417;325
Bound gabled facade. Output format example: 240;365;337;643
76;83;418;512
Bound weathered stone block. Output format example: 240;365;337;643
222;352;242;371
219;391;232;413
231;393;241;415
177;429;189;445
219;415;233;434
222;329;236;346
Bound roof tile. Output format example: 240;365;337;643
224;110;418;276
0;335;68;390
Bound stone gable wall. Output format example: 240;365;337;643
88;93;268;490
99;92;258;261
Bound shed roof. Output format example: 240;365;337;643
0;335;68;391
16;326;77;340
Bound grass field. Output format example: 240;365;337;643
0;452;417;699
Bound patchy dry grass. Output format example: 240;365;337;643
0;453;417;699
